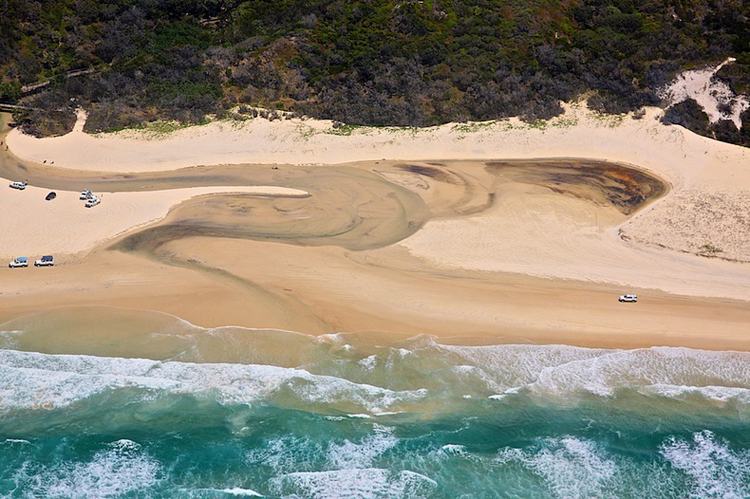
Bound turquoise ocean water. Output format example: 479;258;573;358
0;309;748;498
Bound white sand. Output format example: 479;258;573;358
659;58;749;129
0;185;307;260
400;183;750;300
4;104;740;184
5;103;750;300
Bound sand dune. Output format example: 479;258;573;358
3;105;741;184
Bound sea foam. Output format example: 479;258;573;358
0;350;426;416
439;343;750;403
11;439;161;498
497;437;618;498
660;431;750;499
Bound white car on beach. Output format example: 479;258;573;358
35;255;54;267
80;189;94;200
619;294;637;303
9;257;28;268
9;181;27;190
85;196;101;208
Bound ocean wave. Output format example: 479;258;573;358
0;330;24;350
496;437;618;498
327;425;399;469
183;487;264;497
245;424;398;476
1;315;749;434
0;350;426;419
4;308;749;411
641;384;750;405
440;343;750;394
524;347;750;402
218;488;264;497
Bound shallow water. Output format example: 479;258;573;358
0;308;748;497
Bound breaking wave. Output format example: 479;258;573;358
1;309;748;497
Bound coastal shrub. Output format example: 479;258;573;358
2;0;748;146
661;99;710;135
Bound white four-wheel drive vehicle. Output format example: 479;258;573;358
9;181;27;190
85;196;101;208
618;294;637;303
35;255;54;267
9;257;28;268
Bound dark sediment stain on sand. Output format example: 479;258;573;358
485;160;668;215
113;159;668;261
113;169;430;254
395;164;460;184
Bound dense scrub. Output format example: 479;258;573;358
1;0;748;145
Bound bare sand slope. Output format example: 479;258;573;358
3;105;741;185
0;185;307;260
2;233;748;352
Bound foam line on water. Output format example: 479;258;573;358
0;350;426;414
438;343;750;397
218;487;264;497
526;347;750;399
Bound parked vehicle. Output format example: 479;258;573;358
9;181;27;190
85;196;101;208
619;294;638;303
80;189;94;200
45;191;56;201
9;257;28;268
34;255;54;267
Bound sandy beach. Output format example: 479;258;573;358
1;106;748;351
0;185;307;260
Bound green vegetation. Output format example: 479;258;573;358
452;122;498;133
98;119;209;136
323;123;367;136
698;243;723;255
1;0;748;145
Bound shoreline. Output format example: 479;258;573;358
3;300;750;354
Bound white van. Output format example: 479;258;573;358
619;294;637;303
